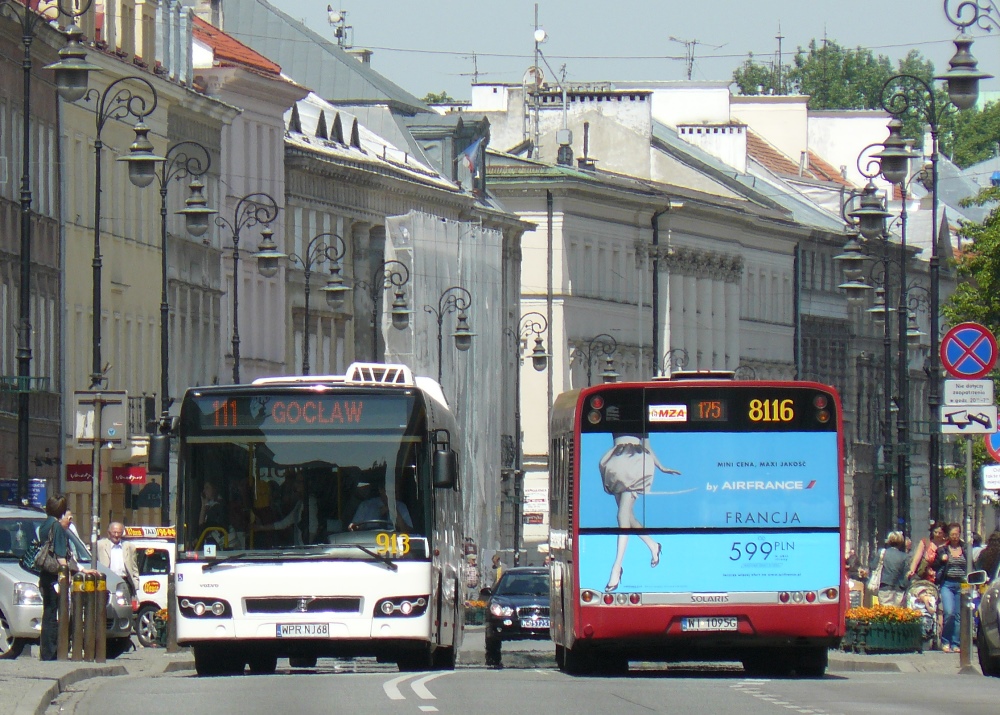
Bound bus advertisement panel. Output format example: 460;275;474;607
549;378;845;677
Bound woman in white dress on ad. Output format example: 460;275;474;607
599;434;681;592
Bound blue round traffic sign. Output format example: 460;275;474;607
987;432;1000;463
941;322;998;379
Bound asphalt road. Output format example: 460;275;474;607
48;661;1000;715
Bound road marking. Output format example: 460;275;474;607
383;673;415;700
411;672;449;699
418;707;438;712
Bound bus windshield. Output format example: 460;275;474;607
178;390;429;558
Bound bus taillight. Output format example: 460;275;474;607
590;396;605;410
824;588;839;600
581;590;596;603
805;591;816;603
813;394;829;409
779;592;790;603
587;410;602;424
628;593;641;605
603;593;614;605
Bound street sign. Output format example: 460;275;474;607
986;432;1000;462
940;322;998;379
73;391;128;448
941;405;999;434
944;379;995;406
984;464;1000;491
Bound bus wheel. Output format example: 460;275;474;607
194;644;245;676
397;647;432;672
247;653;278;674
794;646;828;678
562;644;593;675
432;645;456;670
555;644;565;669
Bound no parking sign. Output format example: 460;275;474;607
940;323;998;380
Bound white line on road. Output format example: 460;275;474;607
418;707;438;712
383;673;416;700
411;672;450;699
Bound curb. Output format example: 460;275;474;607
827;658;901;673
14;666;128;715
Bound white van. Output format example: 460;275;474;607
123;526;175;647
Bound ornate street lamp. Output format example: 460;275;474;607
424;286;475;384
579;334;618;386
74;76;165;388
354;260;412;360
212;193;279;383
254;231;349;375
662;347;690;376
879;21;992;516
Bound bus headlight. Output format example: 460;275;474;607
179;597;232;618
374;596;428;618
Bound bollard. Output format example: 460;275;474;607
57;565;70;660
71;572;85;661
166;573;179;653
95;573;107;663
82;572;96;661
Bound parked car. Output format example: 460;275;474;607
123;526;176;647
483;566;551;666
973;564;1000;677
0;504;135;659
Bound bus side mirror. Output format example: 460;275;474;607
149;434;171;474
433;448;457;489
967;569;989;586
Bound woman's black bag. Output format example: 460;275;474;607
20;523;60;576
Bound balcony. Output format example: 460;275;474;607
0;376;52;393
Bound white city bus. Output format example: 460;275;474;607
173;363;464;675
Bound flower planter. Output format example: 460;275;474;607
465;608;485;626
844;618;922;654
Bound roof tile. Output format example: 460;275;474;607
192;16;282;76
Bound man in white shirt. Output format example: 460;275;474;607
96;522;140;597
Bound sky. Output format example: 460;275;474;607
265;0;1000;101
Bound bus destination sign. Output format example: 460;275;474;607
189;393;412;432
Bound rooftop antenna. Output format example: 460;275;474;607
668;36;725;80
775;22;784;94
327;6;353;49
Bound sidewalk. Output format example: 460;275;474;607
0;634;984;715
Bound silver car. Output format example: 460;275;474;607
0;504;134;659
972;563;1000;677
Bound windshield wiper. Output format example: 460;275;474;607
348;543;398;572
201;553;248;572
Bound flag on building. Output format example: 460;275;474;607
460;137;485;174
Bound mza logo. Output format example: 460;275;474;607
648;404;688;422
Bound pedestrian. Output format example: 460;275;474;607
59;508;79;539
870;531;909;607
936;523;967;653
908;521;948;583
96;521;140;598
490;553;503;589
37;494;86;660
976;530;1000;578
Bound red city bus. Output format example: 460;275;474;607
548;373;846;676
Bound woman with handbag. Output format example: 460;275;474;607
36;494;71;660
908;521;948;583
870;531;909;606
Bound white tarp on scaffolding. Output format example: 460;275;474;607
383;211;503;564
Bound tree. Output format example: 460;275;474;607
948;101;1000;169
422;91;456;104
731;40;941;150
945;185;1000;330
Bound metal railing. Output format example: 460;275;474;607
0;375;51;392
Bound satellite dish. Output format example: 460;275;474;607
534;28;548;44
328;6;342;24
522;66;544;88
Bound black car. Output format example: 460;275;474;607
484;566;550;666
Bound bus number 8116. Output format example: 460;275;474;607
748;398;794;423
